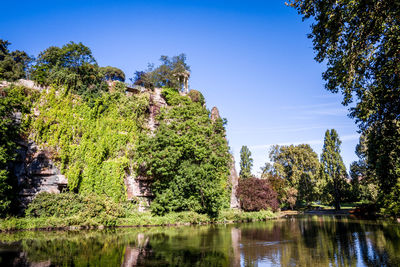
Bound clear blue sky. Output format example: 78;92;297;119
1;0;359;175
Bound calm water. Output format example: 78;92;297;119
1;215;400;266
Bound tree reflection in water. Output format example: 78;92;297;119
0;215;399;266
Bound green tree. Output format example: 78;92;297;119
350;134;378;203
0;39;32;81
288;0;400;215
320;129;349;210
31;41;106;96
100;66;125;82
239;145;253;179
268;144;320;205
137;88;230;217
136;54;190;91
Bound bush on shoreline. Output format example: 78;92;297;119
0;209;277;232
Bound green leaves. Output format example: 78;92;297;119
321;129;349;210
32;86;149;201
239;145;253;179
137;89;230;217
268;144;320;204
290;0;400;215
31;42;107;97
0;39;32;81
0;85;35;216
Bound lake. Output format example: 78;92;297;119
1;215;399;266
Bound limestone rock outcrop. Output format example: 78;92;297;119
229;156;240;209
148;87;167;134
12;140;68;209
210;106;240;208
210;106;220;122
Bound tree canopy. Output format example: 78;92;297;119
136;88;230;217
0;39;32;81
239;145;253;179
134;54;190;91
100;66;125;82
289;0;400;215
31;41;107;96
320;129;349;210
268;144;320;204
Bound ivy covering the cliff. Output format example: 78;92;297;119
32;83;149;201
0;85;38;216
137;88;231;217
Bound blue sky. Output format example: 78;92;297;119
1;0;359;175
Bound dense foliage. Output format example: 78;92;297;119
289;0;400;215
239;145;253;179
188;89;205;106
0;39;32;81
320;129;350;210
237;177;279;212
137;88;231;217
133;54;190;91
0;86;37;216
32;83;149;201
100;66;125;82
25;192;124;220
268;144;320;204
350;135;378;203
31;42;126;99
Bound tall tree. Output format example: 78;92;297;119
31;42;106;96
135;54;190;91
100;66;125;82
320;129;348;210
0;39;32;81
239;145;253;179
137;88;230;217
350;134;378;203
288;0;400;215
268;144;320;204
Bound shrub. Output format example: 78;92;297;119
237;177;279;212
188;90;205;105
25;192;125;219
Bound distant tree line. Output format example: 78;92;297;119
238;129;378;211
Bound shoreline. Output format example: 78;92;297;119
0;210;292;233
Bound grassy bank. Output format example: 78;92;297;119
0;210;277;232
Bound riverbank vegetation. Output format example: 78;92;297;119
0;40;260;228
1;0;400;230
0;191;276;231
239;130;377;212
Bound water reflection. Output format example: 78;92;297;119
0;215;399;266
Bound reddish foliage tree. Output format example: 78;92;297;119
237;177;279;211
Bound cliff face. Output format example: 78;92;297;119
211;106;240;209
9;81;239;210
229;156;240;208
12;140;67;210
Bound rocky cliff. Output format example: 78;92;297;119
12;140;68;210
6;80;239;210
